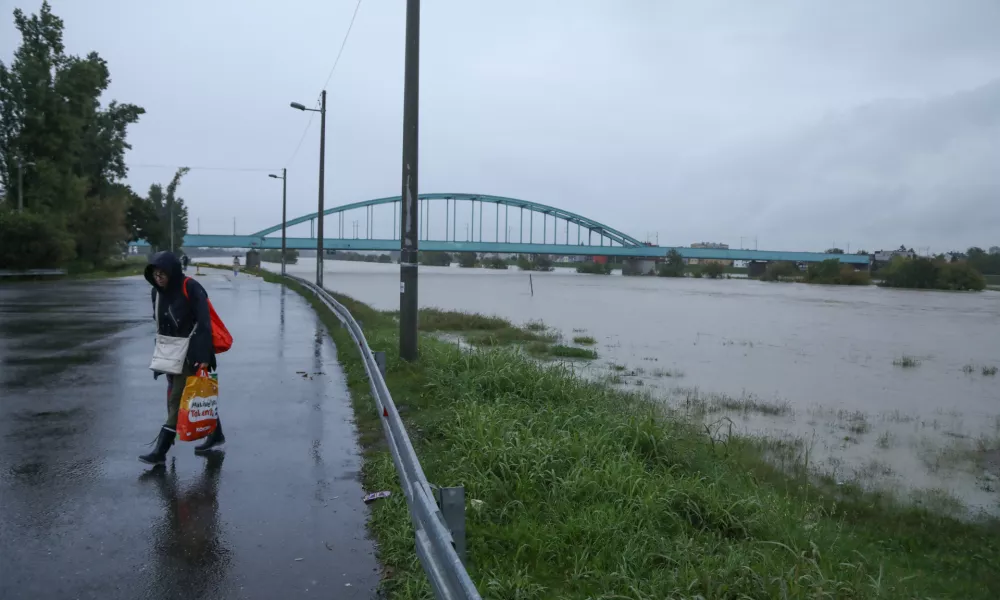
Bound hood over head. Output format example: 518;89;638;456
144;251;184;290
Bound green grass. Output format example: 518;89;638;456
548;345;598;359
571;335;596;345
246;268;1000;599
893;355;921;368
418;308;511;332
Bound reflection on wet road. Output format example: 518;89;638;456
0;274;377;599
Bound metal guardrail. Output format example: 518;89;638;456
289;275;482;600
0;269;67;278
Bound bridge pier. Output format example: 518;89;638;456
748;260;767;277
623;258;657;276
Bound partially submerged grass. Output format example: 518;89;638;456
963;364;977;374
524;320;547;332
650;367;684;378
251;268;1000;599
529;343;598;360
983;366;998;376
571;335;596;345
893;355;921;368
677;388;792;417
711;393;792;416
418;308;510;332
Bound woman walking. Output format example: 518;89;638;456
141;251;225;464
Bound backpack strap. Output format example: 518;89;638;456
183;277;190;300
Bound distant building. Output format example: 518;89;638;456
687;242;731;266
873;249;915;263
989;246;1000;255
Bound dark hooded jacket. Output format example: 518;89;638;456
144;251;215;370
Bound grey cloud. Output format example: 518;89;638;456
2;0;998;250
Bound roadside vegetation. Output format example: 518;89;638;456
803;258;872;285
245;267;1000;599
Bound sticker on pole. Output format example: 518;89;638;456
400;281;405;294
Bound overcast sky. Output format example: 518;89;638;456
3;0;999;252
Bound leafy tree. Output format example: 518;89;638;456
760;261;800;282
0;2;144;268
124;168;189;252
457;252;478;268
825;248;844;254
576;261;611;275
419;251;452;266
656;249;685;277
0;210;75;269
804;258;870;285
701;262;725;278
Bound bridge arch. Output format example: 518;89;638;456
250;193;644;247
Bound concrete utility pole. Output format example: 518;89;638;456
398;0;421;361
290;91;327;287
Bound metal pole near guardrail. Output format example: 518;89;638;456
398;0;421;362
288;275;481;600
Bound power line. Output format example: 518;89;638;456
322;0;364;91
283;95;320;167
130;164;279;172
283;0;364;168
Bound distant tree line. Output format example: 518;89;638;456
880;256;984;291
260;249;299;264
0;3;185;271
333;251;392;263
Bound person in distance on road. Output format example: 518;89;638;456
140;251;225;465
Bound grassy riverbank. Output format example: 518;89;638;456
251;268;998;598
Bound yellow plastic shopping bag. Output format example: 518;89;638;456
177;367;219;442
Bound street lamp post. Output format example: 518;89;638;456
268;169;288;276
290;91;327;287
17;158;35;213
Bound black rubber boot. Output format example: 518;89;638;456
139;426;176;465
194;421;226;455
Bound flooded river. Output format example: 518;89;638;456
239;257;1000;515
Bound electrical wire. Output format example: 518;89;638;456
283;95;320;167
129;164;279;172
322;0;364;91
284;0;364;168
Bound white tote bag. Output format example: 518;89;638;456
149;292;194;375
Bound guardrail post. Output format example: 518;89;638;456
373;351;387;378
433;485;467;565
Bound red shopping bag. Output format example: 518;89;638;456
176;367;219;442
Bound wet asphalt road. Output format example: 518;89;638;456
0;272;378;599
